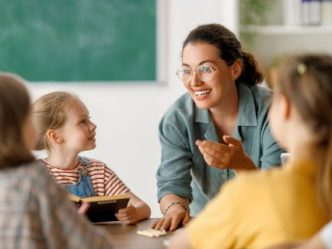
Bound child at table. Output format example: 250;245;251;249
0;73;113;248
169;54;332;248
33;91;151;225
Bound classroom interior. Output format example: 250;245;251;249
4;0;332;218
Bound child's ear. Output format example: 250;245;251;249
230;60;243;81
46;129;64;144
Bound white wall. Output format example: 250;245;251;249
28;0;237;217
249;32;332;69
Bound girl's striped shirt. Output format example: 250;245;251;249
43;157;130;196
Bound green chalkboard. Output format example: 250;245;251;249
0;0;156;82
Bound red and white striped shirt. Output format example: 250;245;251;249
43;157;130;196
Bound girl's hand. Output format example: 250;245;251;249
78;202;90;215
151;204;191;232
196;135;256;171
115;204;140;225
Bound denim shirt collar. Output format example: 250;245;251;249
194;83;258;141
194;83;258;125
236;83;258;126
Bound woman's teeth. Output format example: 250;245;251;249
195;90;211;96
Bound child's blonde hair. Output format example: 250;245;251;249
33;91;76;151
0;73;35;168
276;54;332;216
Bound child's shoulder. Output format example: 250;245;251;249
224;166;285;196
79;156;109;169
237;166;284;184
0;160;53;193
17;160;49;179
79;156;120;177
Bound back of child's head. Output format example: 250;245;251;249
276;53;332;216
0;73;35;168
33;91;76;151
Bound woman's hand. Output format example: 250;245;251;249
196;135;256;171
115;204;140;225
151;204;191;231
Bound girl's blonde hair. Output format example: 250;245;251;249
0;73;35;168
33;91;76;151
276;54;332;216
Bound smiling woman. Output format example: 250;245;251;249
152;23;284;232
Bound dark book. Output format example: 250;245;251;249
70;194;130;223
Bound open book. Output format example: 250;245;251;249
70;194;130;223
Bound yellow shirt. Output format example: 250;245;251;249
188;159;330;249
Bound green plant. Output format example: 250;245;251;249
240;0;273;26
239;0;274;48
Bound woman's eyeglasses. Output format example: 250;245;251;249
176;63;217;84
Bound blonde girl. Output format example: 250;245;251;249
33;91;150;224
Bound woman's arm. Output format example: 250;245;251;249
152;193;190;231
155;109;195;231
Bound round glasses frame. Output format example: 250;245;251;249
176;63;217;84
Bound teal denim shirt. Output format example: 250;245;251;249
156;83;283;216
